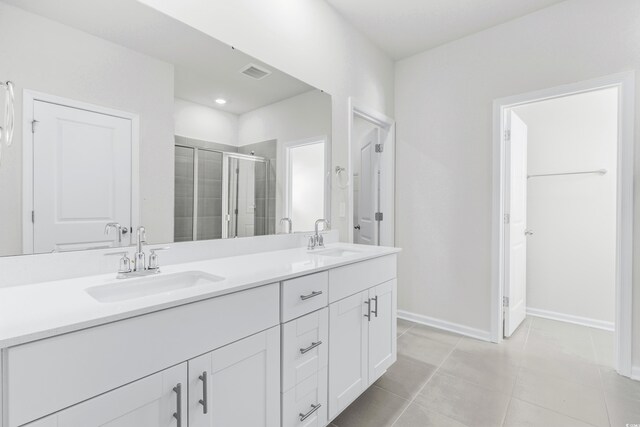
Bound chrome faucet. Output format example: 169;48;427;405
134;226;146;272
280;217;293;234
104;222;124;246
105;226;169;279
309;219;330;250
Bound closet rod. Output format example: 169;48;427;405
527;169;607;179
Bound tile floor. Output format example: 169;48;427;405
330;317;640;427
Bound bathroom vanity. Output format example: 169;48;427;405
0;243;399;427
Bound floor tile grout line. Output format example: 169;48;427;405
396;323;414;339
388;330;461;427
591;330;614;427
501;318;533;427
509;318;612;427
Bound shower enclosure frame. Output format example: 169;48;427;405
175;144;270;241
221;152;269;239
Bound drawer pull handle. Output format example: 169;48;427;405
300;290;323;300
300;340;323;354
371;296;379;317
173;383;182;427
199;371;208;414
364;298;371;321
299;403;322;421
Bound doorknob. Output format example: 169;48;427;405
525;229;534;236
354;225;361;230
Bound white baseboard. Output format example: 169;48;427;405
398;310;491;342
632;366;640;381
526;307;614;331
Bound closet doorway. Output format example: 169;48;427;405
491;73;635;378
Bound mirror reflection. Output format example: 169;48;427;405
0;0;332;256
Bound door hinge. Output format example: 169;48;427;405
31;119;39;134
375;143;383;153
31;210;35;223
504;129;511;141
375;212;383;221
503;296;509;307
503;213;510;224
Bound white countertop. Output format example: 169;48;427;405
0;243;400;348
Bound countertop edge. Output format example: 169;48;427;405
0;247;400;349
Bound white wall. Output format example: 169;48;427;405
0;2;175;253
237;90;331;146
238;90;332;231
174;98;238;145
395;0;640;364
514;88;618;326
137;0;395;240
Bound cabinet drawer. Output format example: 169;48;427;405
281;272;328;322
282;308;328;392
329;255;396;303
282;367;328;427
5;283;279;427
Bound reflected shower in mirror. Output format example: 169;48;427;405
0;0;331;256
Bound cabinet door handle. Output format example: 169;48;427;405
299;403;322;421
172;383;182;427
300;290;323;300
364;298;371;321
300;340;323;354
198;371;208;414
371;296;378;317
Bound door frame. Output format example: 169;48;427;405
347;97;396;246
22;90;140;254
490;72;635;378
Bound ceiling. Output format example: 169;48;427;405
325;0;566;60
3;0;315;115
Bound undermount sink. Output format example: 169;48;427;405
310;248;364;258
86;271;225;303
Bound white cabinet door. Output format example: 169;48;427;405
368;280;397;383
188;326;280;427
25;363;187;427
328;290;369;419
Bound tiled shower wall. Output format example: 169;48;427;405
174;136;277;241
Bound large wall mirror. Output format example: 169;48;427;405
0;0;332;256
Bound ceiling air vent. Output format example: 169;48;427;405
239;63;272;80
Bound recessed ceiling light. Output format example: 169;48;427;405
215;98;227;105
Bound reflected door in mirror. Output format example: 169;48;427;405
32;101;132;253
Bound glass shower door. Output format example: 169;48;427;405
223;154;269;238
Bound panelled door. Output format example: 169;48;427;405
188;326;280;427
504;110;529;337
25;363;187;427
32;100;132;253
368;280;397;383
356;128;379;245
328;290;369;419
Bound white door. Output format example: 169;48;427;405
504;111;528;337
356;128;379;245
32;100;132;253
328;290;369;419
189;326;280;427
26;364;187;427
368;280;397;383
